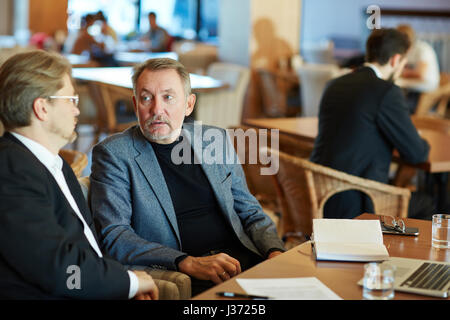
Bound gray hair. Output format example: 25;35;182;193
132;58;191;97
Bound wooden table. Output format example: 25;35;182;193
72;67;229;93
113;51;178;66
193;214;449;300
243;116;450;173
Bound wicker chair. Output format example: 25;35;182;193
268;148;411;248
77;176;192;300
229;126;314;236
414;73;450;117
59;149;88;178
86;81;137;144
194;62;250;129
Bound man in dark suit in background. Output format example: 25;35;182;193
310;28;430;219
0;50;158;299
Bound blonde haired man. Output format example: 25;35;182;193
0;50;158;300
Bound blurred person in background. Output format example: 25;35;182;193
397;24;440;113
142;12;171;52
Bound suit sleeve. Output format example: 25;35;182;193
0;149;130;299
224;131;285;255
376;85;430;164
90;143;186;270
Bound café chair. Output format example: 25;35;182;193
256;68;301;118
267;148;410;248
414;73;450;117
229;126;314;237
77;176;192;300
194;62;250;128
59;149;88;178
86;81;137;144
296;63;340;117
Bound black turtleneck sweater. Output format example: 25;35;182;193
150;137;263;269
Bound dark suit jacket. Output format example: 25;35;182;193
310;67;430;218
0;133;130;299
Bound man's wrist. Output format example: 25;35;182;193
175;254;189;271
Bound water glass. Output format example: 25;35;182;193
432;214;450;249
362;262;395;300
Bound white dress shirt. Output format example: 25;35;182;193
364;62;383;79
10;132;138;299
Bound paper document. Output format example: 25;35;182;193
236;277;342;300
312;219;389;262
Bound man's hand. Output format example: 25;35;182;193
133;270;159;300
178;253;241;284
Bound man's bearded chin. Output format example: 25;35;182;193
143;126;182;143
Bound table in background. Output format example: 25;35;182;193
72;67;228;93
113;51;178;66
243;116;450;172
243;116;450;209
193;214;449;300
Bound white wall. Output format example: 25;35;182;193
218;0;251;66
301;0;450;49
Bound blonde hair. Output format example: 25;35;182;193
397;24;416;43
0;50;72;130
132;58;191;97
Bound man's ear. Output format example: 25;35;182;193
185;93;196;117
390;53;402;68
32;97;49;122
132;95;138;113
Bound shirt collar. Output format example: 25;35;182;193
363;62;383;79
10;132;63;172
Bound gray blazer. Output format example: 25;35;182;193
90;123;284;270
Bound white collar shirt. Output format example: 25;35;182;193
364;62;383;79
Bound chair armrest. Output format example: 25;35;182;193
129;266;191;300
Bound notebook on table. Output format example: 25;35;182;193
358;257;450;298
312;219;389;262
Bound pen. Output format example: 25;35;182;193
216;291;271;300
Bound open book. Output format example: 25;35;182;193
312;219;389;262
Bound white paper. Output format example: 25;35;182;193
236;277;342;300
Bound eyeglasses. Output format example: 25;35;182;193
47;95;79;107
381;217;406;233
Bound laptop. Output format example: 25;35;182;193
358;257;450;298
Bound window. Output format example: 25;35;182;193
67;0;218;42
67;0;138;37
139;0;218;41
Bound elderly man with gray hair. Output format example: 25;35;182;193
90;58;285;296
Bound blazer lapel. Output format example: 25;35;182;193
132;128;181;242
